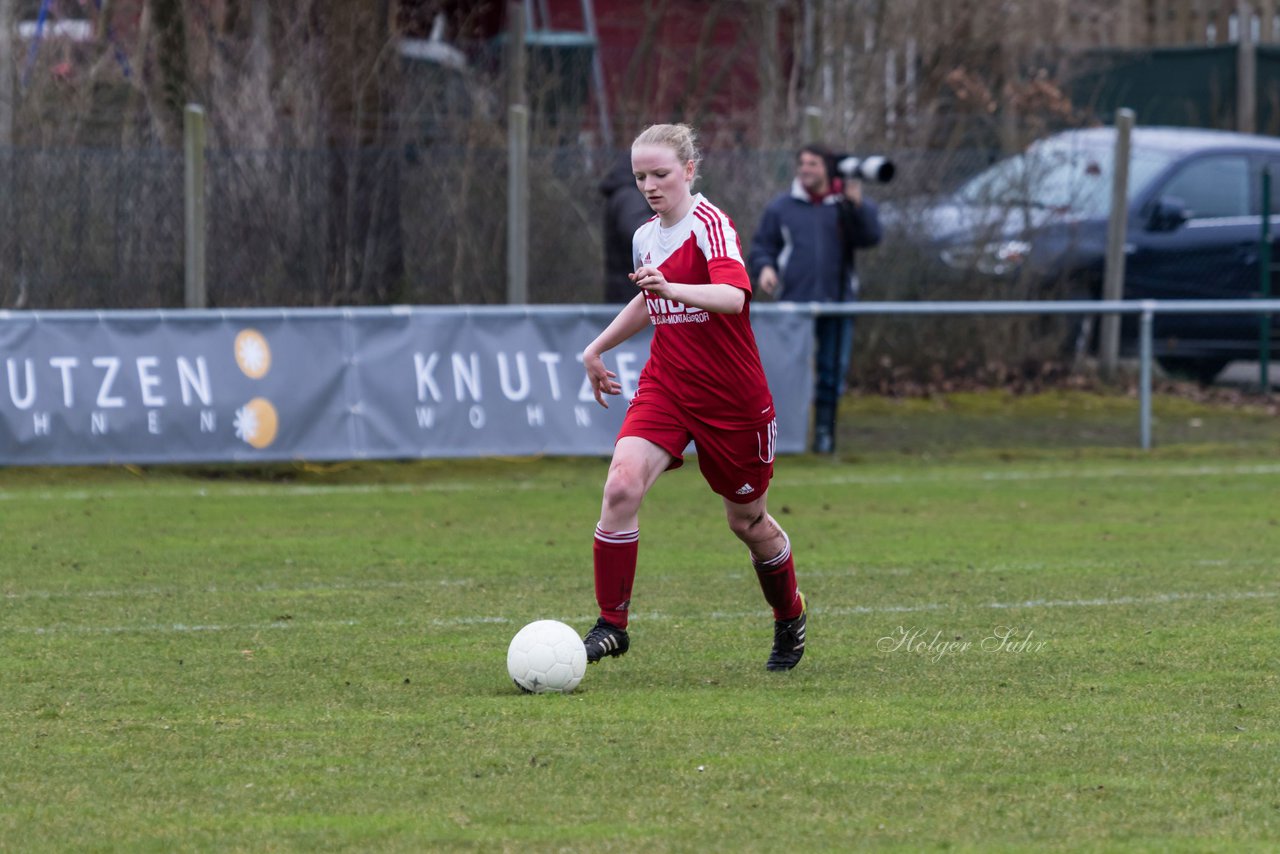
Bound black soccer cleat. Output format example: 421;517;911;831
766;593;807;671
583;617;630;663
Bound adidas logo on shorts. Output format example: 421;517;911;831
735;483;755;495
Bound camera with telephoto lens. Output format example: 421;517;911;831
834;154;895;183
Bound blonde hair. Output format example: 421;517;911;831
632;123;702;174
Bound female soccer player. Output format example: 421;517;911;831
581;123;806;672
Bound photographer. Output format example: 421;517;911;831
748;143;882;454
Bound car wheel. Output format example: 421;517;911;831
1156;356;1230;384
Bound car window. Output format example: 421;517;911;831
954;142;1176;217
1265;161;1280;216
1157;156;1250;219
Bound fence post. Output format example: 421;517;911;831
506;1;528;305
1238;0;1257;134
0;0;12;148
1100;109;1135;379
183;104;207;310
1260;166;1272;395
803;106;822;143
1140;304;1154;450
507;104;529;305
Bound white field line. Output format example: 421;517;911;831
2;577;476;602
785;462;1280;487
0;481;540;502
4;588;1274;636
7;557;1270;604
2;461;1280;503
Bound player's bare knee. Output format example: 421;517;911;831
602;465;645;514
727;507;768;541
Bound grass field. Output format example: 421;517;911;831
2;396;1279;851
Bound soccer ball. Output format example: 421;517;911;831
507;620;587;694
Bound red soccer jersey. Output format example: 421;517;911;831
631;194;775;429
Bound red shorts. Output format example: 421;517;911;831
618;386;777;504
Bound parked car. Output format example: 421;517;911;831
902;126;1280;381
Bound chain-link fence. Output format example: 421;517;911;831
0;148;184;309
0;143;996;312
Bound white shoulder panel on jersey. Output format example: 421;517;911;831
690;195;744;263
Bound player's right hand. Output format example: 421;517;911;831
584;353;621;408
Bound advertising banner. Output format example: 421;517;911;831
0;306;814;465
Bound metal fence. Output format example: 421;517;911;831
0;144;998;312
779;298;1280;449
0;148;184;309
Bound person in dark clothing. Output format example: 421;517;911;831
600;153;658;303
748;143;882;453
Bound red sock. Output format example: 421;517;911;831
753;531;802;621
593;525;638;629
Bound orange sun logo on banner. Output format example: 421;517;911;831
234;329;272;379
233;397;279;449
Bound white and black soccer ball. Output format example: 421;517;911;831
507;620;587;694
